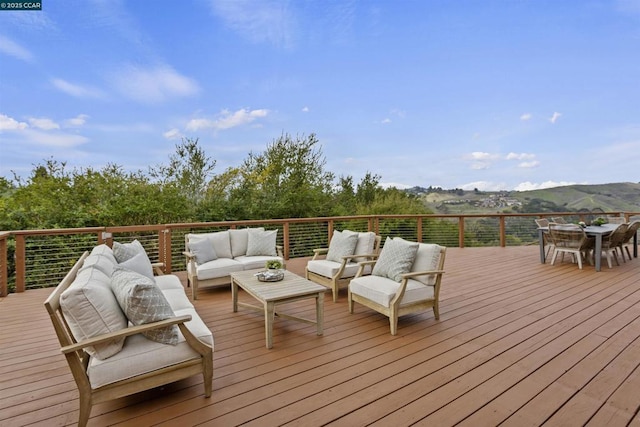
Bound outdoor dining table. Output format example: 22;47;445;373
538;223;637;272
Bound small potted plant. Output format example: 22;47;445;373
265;260;283;270
592;217;607;226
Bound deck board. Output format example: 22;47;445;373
2;246;640;426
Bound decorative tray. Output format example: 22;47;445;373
255;269;285;282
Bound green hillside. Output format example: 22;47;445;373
415;182;640;214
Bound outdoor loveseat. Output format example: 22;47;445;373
44;241;213;427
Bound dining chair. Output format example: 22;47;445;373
597;223;628;268
606;216;625;224
619;220;640;261
551;217;568;224
548;223;595;269
534;218;553;261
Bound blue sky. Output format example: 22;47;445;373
1;0;639;191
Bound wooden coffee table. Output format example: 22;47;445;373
231;269;326;349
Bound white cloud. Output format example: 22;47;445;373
471;162;490;170
163;128;182;140
549;111;562;124
514;180;578;191
51;78;105;99
518;161;540;168
0;114;28;130
0;35;34;62
470;151;499;160
111;65;199;104
23;129;89;148
186;108;269;131
459;181;509;191
506;152;536;160
65;114;89;128
381;118;391;124
210;0;295;48
28;117;60;130
520;113;532;121
302;106;310;112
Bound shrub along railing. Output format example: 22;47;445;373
1;212;637;296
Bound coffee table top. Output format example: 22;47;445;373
231;269;327;302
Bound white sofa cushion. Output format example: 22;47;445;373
372;237;419;282
118;251;154;280
229;227;264;257
60;266;127;360
411;243;444;285
111;267;179;345
349;275;434;308
79;253;116;277
90;244;117;264
326;230;359;262
86;306;213;389
246;228;277;256
235;254;284;271
195;258;244;280
155;275;194;311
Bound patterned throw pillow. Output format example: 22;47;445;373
110;267;179;345
246;228;278;256
411;243;444;285
372;237;419;282
326;230;359;262
112;239;146;263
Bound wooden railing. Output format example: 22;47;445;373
1;211;638;296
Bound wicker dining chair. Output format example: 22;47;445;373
619;220;640;262
596;223;628;268
548;223;595;269
535;218;553;261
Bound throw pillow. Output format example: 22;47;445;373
110;267;179;345
326;230;359;263
112;239;146;263
372;237;419;282
188;236;217;264
246;228;277;256
119;251;155;280
230;227;264;257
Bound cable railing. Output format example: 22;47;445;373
1;211;637;296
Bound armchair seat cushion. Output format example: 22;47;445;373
349;275;434;308
194;258;244;280
86;306;213;389
306;259;360;279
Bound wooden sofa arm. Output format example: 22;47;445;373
354;260;378;277
401;269;445;280
61;315;193;354
311;247;329;260
151;262;165;276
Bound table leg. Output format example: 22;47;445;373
635;233;638;258
538;229;546;263
594;234;602;272
316;292;324;336
232;280;238;312
265;301;275;349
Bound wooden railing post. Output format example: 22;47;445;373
161;229;171;273
417;217;423;243
15;234;25;293
458;217;465;248
0;236;7;297
282;222;290;260
499;216;506;247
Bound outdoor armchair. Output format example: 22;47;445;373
348;237;446;335
306;231;381;302
548;223;595;269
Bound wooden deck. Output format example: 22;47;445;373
2;246;640;426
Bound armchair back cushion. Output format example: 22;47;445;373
353;231;377;261
372;237;419;282
411;243;445;285
326;230;359;262
230;227;264;257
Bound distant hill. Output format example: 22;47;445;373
411;182;640;214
